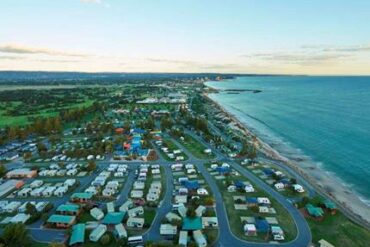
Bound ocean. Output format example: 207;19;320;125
206;76;370;204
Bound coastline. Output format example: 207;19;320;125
203;88;370;230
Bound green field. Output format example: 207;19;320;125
159;139;189;161
179;134;215;159
308;212;370;247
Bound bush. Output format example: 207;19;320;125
99;234;111;245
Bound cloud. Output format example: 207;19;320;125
0;55;24;60
146;58;198;66
0;44;89;57
301;44;370;53
80;0;101;3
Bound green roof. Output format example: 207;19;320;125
102;212;125;225
305;204;324;217
324;200;337;209
71;192;93;200
47;214;76;224
69;223;85;245
57;204;80;213
182;217;202;231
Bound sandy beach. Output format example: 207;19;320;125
204;91;370;230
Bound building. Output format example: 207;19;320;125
6;168;37;178
127;217;144;228
179;231;188;246
182;217;202;231
102;212;125;225
89;224;107;242
305;204;324;218
106;202;115;213
90;207;104;220
166;212;182;223
0;179;24;197
114;223;127;239
69;223;85;246
195;205;206;217
128;206;144;217
244;223;257;236
56;204;81;216
70;192;93;203
47;214;76;228
201;217;218;228
193;230;207;247
160;224;177;236
318;239;335;247
10;213;30;224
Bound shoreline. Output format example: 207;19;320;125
203;89;370;230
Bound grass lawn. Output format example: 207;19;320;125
179;134;215;159
307;210;370;247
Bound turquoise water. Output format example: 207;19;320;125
206;76;370;203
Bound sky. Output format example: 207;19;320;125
0;0;369;75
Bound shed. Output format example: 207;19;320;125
114;223;127;239
179;231;188;246
160;224;178;235
89;224;107;242
69;223;85;246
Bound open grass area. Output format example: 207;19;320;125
159;139;189;161
307;212;370;247
179;134;215;159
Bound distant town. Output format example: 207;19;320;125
0;72;368;247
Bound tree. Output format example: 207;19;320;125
86;160;97;172
23;151;32;160
25;203;37;215
48;242;64;247
1;223;30;247
99;234;111;245
0;164;7;177
186;207;196;218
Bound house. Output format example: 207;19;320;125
114;223;127;239
244;223;257;236
244;184;255;193
70;192;93;203
0;180;24;197
197;188;208;195
259;206;269;213
175;195;188;204
3;201;21;213
323;200;337;215
67;169;78;176
102;212;125;225
146;192;159;202
166;212;182;223
257;197;271;206
305;204;324;218
227;185;236;192
133;181;145;190
89;224;107;242
193;230;207;247
127;217;144;228
128;206;144;217
56;204;81;216
246;197;258;207
6;168;37;178
30;187;45;197
274;183;285;190
106;202;115;213
10;213;30;224
201;217;218;228
47;214;76;228
18;188;32;197
130;190;144;198
178;204;187;218
64;179;76;187
54;186;68;197
90;207;104;220
85;186;98;195
69;223;85;246
30;180;43;188
271;225;284;241
179;231;188;246
292;184;305;193
42;186;57;197
119;200;133;212
179;188;189;195
195;205;206;217
183;180;200;190
160;224;177;236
